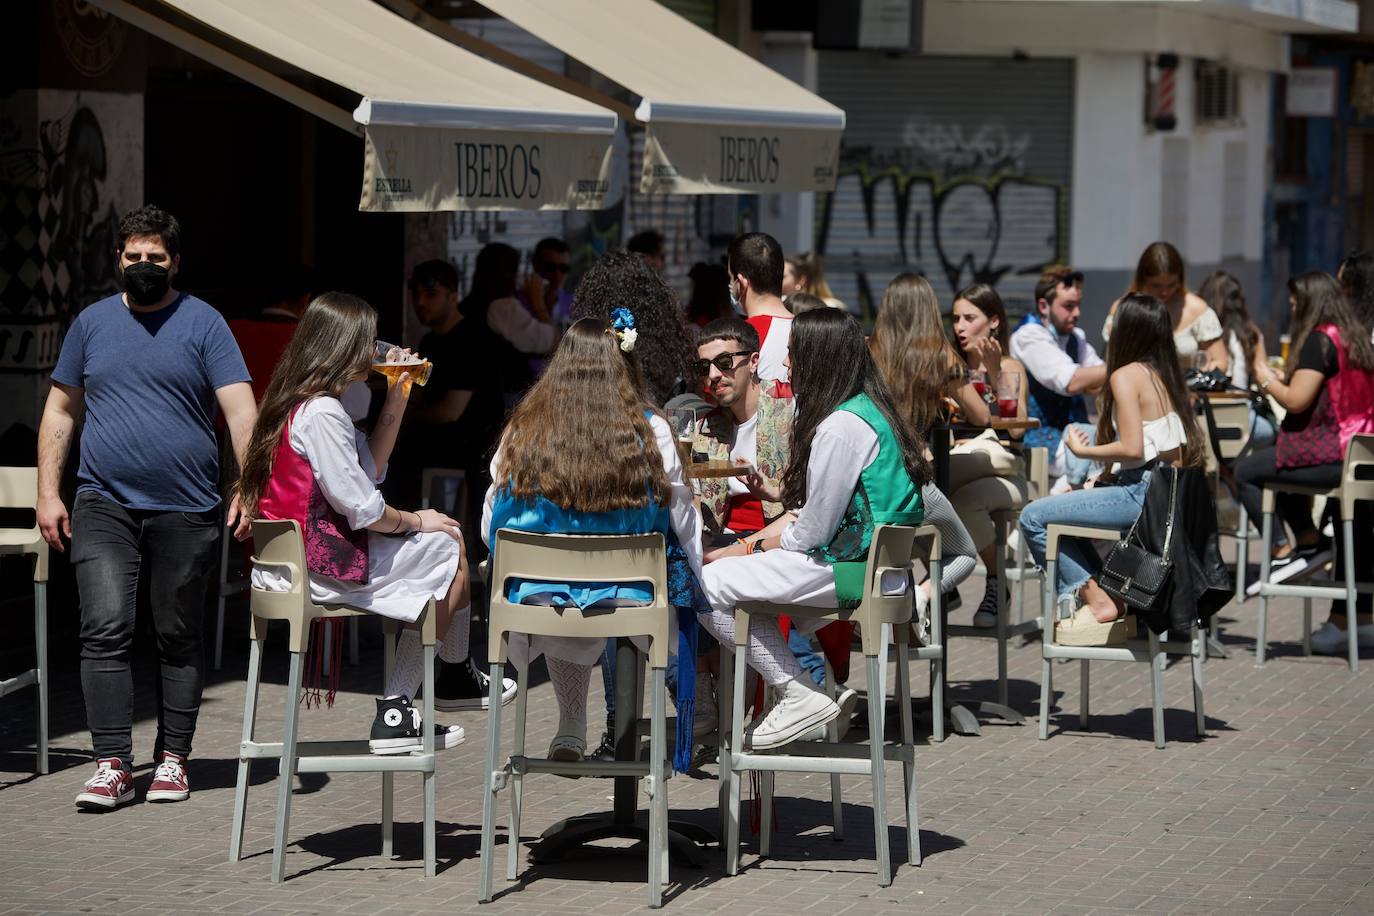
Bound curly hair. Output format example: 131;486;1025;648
571;248;693;406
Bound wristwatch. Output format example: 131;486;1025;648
749;539;767;554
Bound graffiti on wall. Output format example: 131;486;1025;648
0;91;142;339
816;123;1066;318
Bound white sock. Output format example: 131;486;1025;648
438;604;471;664
546;657;591;729
385;630;425;700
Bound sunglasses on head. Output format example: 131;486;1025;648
692;350;755;376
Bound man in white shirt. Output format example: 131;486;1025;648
1009;265;1107;482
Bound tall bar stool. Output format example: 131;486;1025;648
721;524;920;888
1038;523;1204;748
479;529;673;907
1198;397;1258;608
1255;434;1374;672
229;519;439;882
0;467;48;774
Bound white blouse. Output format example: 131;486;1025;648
779;411;879;553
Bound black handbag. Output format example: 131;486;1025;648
1099;466;1177;613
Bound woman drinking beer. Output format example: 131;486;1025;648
238;292;476;755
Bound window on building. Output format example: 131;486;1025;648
1195;61;1241;126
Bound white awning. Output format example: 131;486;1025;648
93;0;619;210
479;0;846;195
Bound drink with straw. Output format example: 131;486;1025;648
372;340;432;386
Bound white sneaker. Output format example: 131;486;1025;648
1309;620;1374;655
692;671;719;738
798;685;859;742
746;680;839;750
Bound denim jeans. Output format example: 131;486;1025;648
1019;466;1152;599
71;491;221;764
787;628;827;687
1055;422;1100;486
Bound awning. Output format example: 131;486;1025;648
92;0;619;211
478;0;846;195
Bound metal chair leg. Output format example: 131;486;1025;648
866;655;891;887
1191;628;1205;737
230;633;264;862
726;638;747;876
1079;660;1089;729
1148;631;1165;749
823;655;842;839
478;663;505;903
1039;559;1057;740
34;581;48;775
382;623;397;858
271;651;306;883
507;663;529;881
421;642;436;878
717;645;733;844
648;666;667;907
994;517;1009;707
1344;517;1359;673
895;630;919;866
1256;508;1274;665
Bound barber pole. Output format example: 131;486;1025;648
1152;53;1179;131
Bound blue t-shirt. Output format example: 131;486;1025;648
51;293;251;512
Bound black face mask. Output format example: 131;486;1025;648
121;261;171;306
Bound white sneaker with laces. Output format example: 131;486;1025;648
746;679;839;750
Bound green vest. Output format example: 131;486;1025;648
810;393;924;606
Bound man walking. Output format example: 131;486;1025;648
37;205;258;809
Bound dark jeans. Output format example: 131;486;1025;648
71;491;221;764
1233;446;1372;617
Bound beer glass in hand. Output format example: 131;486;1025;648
372;340;432;387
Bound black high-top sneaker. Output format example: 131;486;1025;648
369;696;465;755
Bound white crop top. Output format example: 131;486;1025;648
1112;411;1187;473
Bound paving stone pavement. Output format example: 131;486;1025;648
3;550;1374;915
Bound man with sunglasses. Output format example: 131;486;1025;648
520;237;574;326
691;318;792;539
1010;264;1107;486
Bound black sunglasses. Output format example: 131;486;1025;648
692;350;755;376
538;260;572;275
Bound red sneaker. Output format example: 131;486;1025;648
75;758;135;810
146;752;190;803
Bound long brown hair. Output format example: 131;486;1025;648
952;282;1010;357
495;318;670;511
782;308;931;510
1286;270;1374;375
239;292;377;517
1130;241;1187;294
1197;270;1258;377
869;273;960;434
1095;293;1205;468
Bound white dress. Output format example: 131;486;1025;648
250;396;461;623
702;410;899;614
480;412;704;668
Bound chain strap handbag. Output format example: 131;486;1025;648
1098;466;1177;613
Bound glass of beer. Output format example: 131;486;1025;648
995;370;1021;419
668;407;696;465
372;340;432;386
1280;333;1291;363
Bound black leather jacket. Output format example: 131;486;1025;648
1132;465;1232;635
